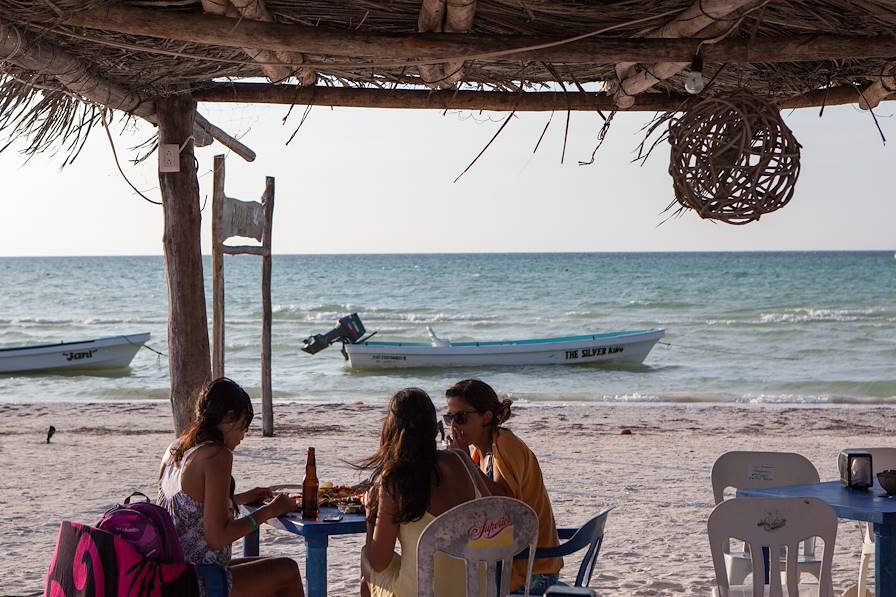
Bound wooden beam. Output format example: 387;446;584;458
66;6;896;66
194;83;688;111
778;83;892;109
194;82;896;112
221;245;266;255
194;113;256;161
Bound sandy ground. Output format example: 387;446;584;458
1;400;894;596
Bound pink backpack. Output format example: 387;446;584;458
96;492;184;563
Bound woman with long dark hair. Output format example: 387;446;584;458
158;377;304;596
359;387;489;597
445;379;562;595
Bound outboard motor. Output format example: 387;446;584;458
301;313;366;354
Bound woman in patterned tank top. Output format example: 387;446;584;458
158;377;304;597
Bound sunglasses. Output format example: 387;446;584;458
442;410;480;426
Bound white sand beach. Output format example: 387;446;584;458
1;400;892;596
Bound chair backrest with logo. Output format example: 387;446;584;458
711;451;820;505
416;496;538;597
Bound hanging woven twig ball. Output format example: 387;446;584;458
667;91;801;225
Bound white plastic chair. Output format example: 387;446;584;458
708;497;837;597
416;496;538;597
843;447;896;597
712;451;822;585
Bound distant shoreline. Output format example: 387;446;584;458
1;397;893;408
0;249;893;258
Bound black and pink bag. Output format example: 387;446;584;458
44;521;197;597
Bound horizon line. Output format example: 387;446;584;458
0;248;893;258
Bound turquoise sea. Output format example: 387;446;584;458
0;252;894;405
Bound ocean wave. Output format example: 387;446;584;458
0;317;165;325
704;319;739;326
740;392;896;404
270;307;497;324
759;308;894;324
743;393;834;404
515;392;896;405
624;300;694;310
563;311;595;318
272;303;356;314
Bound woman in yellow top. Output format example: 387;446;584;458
445;379;563;595
359;387;490;597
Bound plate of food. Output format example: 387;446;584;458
281;481;369;515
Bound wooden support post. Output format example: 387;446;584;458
261;178;274;437
212;154;226;379
158;94;211;435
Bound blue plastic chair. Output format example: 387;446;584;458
512;507;613;589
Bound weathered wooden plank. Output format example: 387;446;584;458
194;83;687;110
194;82;894;111
778;83;886;109
65;6;896;65
195;114;256;162
221;245;266;255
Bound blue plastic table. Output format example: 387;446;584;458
739;480;896;597
241;505;367;597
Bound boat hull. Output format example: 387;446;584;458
0;333;151;373
345;329;664;369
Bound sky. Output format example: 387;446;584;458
0;100;893;256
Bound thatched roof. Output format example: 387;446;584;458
1;0;895;157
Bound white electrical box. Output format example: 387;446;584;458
159;144;180;172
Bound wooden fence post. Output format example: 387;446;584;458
261;177;274;436
212;155;226;379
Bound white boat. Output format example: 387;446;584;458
0;332;151;373
301;315;664;369
344;328;665;369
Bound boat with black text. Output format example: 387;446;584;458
0;333;151;373
301;314;664;369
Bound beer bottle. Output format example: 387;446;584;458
302;447;320;519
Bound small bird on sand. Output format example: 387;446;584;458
46;425;56;444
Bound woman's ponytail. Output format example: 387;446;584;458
497;398;513;424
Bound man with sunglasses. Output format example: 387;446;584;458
444;379;563;595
